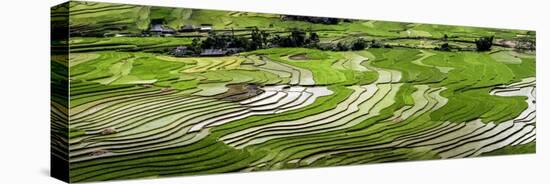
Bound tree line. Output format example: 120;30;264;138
173;27;392;57
172;27;508;57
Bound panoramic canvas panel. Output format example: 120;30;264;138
51;1;536;183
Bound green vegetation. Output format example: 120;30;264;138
481;142;536;156
52;1;536;182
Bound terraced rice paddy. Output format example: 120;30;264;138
51;1;536;183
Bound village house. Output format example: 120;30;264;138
149;19;176;36
226;47;245;54
179;24;196;32
199;24;213;32
200;49;227;56
200;48;244;57
171;46;193;57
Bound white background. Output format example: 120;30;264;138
0;0;548;183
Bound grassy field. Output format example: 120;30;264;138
52;1;536;182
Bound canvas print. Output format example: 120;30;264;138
51;1;536;183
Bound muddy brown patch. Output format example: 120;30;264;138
289;53;310;60
216;83;264;102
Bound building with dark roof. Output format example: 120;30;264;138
200;49;227;56
179;24;196;32
149;20;176;35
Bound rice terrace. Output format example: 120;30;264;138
51;1;536;183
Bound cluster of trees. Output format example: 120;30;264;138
181;27;270;56
351;38;368;50
173;27;394;57
435;43;451;51
199;27;270;50
176;28;323;56
270;30;386;52
318;39;387;51
332;38;368;51
435;35;494;52
475;36;494;51
271;29;320;47
436;34;452;51
178;28;502;57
